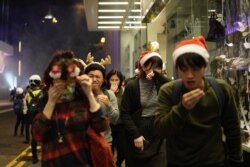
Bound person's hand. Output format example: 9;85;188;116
134;136;146;151
97;94;111;107
48;80;67;104
181;88;205;110
146;70;155;80
110;83;118;93
142;65;155;80
76;74;93;96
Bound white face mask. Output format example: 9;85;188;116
244;38;250;49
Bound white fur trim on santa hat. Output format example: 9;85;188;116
162;62;166;70
140;52;161;66
134;68;140;74
173;44;209;64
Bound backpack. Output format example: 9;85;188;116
13;98;23;114
171;77;225;115
27;90;42;118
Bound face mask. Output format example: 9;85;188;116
59;83;75;100
244;38;250;49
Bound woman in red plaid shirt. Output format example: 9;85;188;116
32;50;111;167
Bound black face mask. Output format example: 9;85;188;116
29;80;40;87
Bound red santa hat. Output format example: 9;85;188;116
138;50;162;67
172;36;209;64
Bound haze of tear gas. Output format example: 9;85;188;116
4;0;104;87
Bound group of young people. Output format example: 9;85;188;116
20;35;243;167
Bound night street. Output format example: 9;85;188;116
0;99;40;167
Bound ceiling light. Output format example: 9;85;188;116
98;9;126;13
45;14;53;20
131;9;141;12
128;16;144;19
98;16;124;19
125;21;141;24
44;11;53;19
88;0;145;30
98;26;120;29
43;8;58;23
98;2;129;5
123;25;147;29
98;21;122;25
100;37;106;44
52;17;58;23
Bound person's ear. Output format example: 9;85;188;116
204;64;208;71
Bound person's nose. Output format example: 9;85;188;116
91;77;97;81
186;69;195;78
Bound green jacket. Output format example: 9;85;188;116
154;78;243;166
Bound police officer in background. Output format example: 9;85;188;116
23;74;43;164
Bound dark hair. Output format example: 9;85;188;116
106;69;124;89
84;63;106;77
135;60;139;68
84;63;107;88
175;53;207;70
138;56;163;79
43;50;84;87
16;93;24;99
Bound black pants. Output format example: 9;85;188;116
14;113;24;135
23;114;38;159
111;124;126;166
124;118;167;167
31;138;38;159
125;149;166;167
23;115;31;142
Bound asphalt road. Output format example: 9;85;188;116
0;100;40;167
0;100;123;167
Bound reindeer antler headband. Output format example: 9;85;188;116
84;52;112;75
86;52;111;67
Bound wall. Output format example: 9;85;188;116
104;31;121;74
120;31;134;78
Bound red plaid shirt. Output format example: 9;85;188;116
32;100;108;167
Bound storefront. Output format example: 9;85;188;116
120;0;250;165
85;0;250;164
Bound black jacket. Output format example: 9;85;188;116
120;72;170;139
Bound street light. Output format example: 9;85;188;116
42;9;58;23
18;60;21;76
100;37;106;44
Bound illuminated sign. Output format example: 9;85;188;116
0;41;13;73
